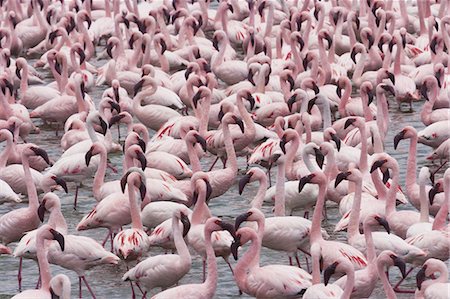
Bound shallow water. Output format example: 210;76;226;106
0;54;445;299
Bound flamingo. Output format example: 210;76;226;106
415;259;450;299
11;225;65;299
151;217;235;299
231;227;312;297
123;206;191;294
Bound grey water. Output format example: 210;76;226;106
0;56;445;299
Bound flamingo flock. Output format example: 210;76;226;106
0;0;449;298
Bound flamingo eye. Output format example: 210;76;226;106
214;220;221;225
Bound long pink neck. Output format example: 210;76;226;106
222;121;238;173
234;232;260;288
251;176;269;210
377;259;397;299
199;96;211;137
338;81;352;117
432;175;449;230
419;180;430;222
406;135;418;196
93;148;107;200
36;233;52;290
341;265;355;299
128;181;143;230
386;165;399;216
324;149;338;179
172;215;190;263
191;184;210;225
348;177;363;242
363;220;376;263
22;155;39;210
185;139;201;173
371;169;387;199
285;135;300;180
264;4;274;38
212;39;226;70
318;38;331;83
0;134;13;168
274;158;286;216
393;38;402;75
48;205;68;234
310;179;327;242
357;123;368;172
352;50;367;80
236;96;255;146
203;228;218;296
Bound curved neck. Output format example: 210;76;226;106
377;260;397;299
251;177;269;210
0;135;13;168
310;180;327;242
128;183;143;230
341;266;355;299
172;215;190;262
48;207;68;234
236;96;256;142
363;221;376;263
352;50;367;80
203;228;218;295
285;135;300;179
419;181;430;222
22;155;39;210
212;39;227;69
234;233;260;287
338;81;352;117
36;234;52;290
274;159;286;216
320;99;332;129
185;139;201;173
348;178;363;241
386;166;399;216
405;135;418;195
199;96;211;137
93;149;107;200
222;121;238;172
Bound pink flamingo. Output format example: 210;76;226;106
151;217;235;299
0;145;49;245
415;259;450;299
11;225;65;299
394;126;444;215
112;170;150;261
123;206;192;294
231;227;312;297
298;171;368;272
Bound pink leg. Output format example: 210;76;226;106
36;275;41;289
18;257;22;291
202;259;206;282
101;231;110;247
79;277;82;298
135;282;146;296
129;280;136;299
303;211;309;219
82;276;97;298
208;156;219;171
141;292;147;299
74;185;79;210
295;254;302;268
393;267;415;293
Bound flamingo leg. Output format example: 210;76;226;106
393;267;415;293
267;163;272;187
208;156;219;171
117;124;121;141
36;275;41;289
129;280;136;299
74;185;79;210
17;257;22;291
81;276;97;298
101;231;110;247
289;256;293;266
202;259;206;282
221;157;227;169
79;277;82;298
135;282;146;296
295;254;302;268
303;211;309;219
141;291;147;299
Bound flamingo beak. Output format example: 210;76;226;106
192;90;202;109
428;185;439;205
335;171;350;188
31;147;50;165
238;173;252;195
120;171;131;193
287;95;296;112
298;174;314;192
205;179;213;202
323;261;339;286
370;159;388;173
50;228;65;251
108;100;121;114
109;114;125;128
231;235;241;260
99;117;108;136
393;130;405;150
307;97;316;114
233;116;245;133
392;255;406;278
247;93;255;110
420;84;429;101
53;176;68;193
15;66;21;80
37;200;46;222
416;265;427;290
85;147;93;167
280;135;287;155
330;133;341;151
139;180;147;201
219;221;236;237
314;148;325;169
134;79;144;96
375;216;390;234
194;134;207;152
344;118;356;129
138;137;146;153
235;211;252;230
137;151;147;171
382;169;390;184
180;212;191;237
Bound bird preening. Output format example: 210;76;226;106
0;0;449;299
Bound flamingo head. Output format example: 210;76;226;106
370;158;388;173
49;228;65;251
51;175;68;193
298;172;327;192
428;183;441;205
373;215;390;234
27;146;50;165
416;264;427;290
179;211;191;237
